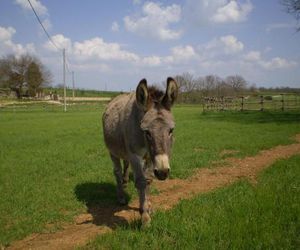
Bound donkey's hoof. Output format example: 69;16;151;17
141;212;151;228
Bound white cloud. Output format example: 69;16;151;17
0;26;16;41
220;35;244;53
73;37;139;62
244;50;261;61
124;2;182;40
15;0;52;32
142;56;162;66
264;47;272;53
212;0;253;23
184;0;253;26
43;34;140;62
265;22;295;32
203;35;244;57
259;57;297;70
0;26;36;56
165;45;197;63
44;34;72;51
140;45;197;66
42;18;52;30
243;50;296;70
38;32;298;87
172;45;196;58
15;0;48;16
111;21;119;32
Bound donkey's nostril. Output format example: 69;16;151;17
154;169;169;181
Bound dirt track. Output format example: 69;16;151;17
0;97;111;108
8;134;300;250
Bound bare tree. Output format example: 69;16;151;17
193;76;205;91
203;75;219;96
2;55;32;98
0;54;52;98
174;72;195;93
170;72;251;103
26;62;43;97
182;72;196;92
281;0;300;30
0;58;10;88
225;75;247;94
217;79;231;96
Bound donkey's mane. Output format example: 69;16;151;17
148;86;164;103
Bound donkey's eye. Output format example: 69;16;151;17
169;128;174;135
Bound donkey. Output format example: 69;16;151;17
102;77;178;226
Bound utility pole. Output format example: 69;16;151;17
63;48;67;112
72;71;75;100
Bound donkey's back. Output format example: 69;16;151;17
103;92;134;160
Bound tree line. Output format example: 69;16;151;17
170;72;299;104
0;54;52;99
169;72;252;103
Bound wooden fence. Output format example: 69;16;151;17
203;94;300;112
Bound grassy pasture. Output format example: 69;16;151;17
0;103;300;246
85;155;300;249
44;87;122;98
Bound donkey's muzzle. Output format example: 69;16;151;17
154;168;169;180
154;154;170;180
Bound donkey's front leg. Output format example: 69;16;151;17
137;183;151;227
110;154;127;205
130;154;152;227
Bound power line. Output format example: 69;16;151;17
27;0;74;73
27;0;60;51
27;0;74;69
27;0;76;112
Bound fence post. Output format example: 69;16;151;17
281;94;284;111
221;96;224;111
241;96;244;111
260;95;264;111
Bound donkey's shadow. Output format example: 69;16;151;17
74;182;138;229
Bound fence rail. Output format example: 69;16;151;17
203;94;300;112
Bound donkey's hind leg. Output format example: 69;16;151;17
122;160;130;188
110;154;127;205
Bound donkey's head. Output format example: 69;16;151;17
136;77;178;180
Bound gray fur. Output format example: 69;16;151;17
102;77;178;226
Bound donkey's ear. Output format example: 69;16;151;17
162;77;178;110
136;78;149;110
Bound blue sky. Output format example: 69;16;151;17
0;0;299;90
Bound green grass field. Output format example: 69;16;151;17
0;103;300;247
85;155;300;249
44;87;122;98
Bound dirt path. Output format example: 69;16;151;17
64;97;111;101
8;135;300;250
0;97;111;108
